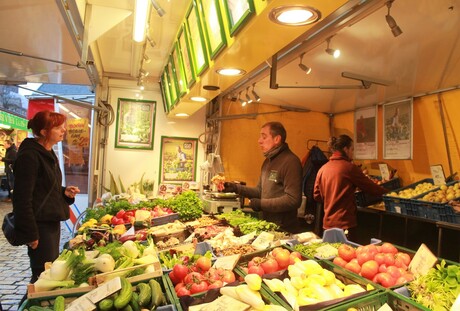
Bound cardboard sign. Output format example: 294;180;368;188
379;163;390;181
430;164;446;185
66;297;95;311
213;254;241;270
408;243;438;276
189;295;250;311
251;231;275;251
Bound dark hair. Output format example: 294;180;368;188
263;121;286;143
27;110;66;139
328;134;353;152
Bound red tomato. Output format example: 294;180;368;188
271;247;285;257
333;256;348;268
374;253;386;266
196;256;212;272
176;286;191;297
207;280;223;289
190;281;208;294
383;253;395;266
116;210;126;219
378;264;388;273
395;252;411;266
360;260;379;280
344;261;361;274
357;251;374;266
394;258;408;270
111;216;124;225
381;242;398;254
172;264;189;281
386;265;402;279
248;256;263;268
174;282;186;291
204;268;218;283
221;270;236;284
338;244;356;262
184;272;204;285
275;251;290;269
261;258;279;274
375;272;396;287
248;265;265;276
169;271;181;285
363;245;379;257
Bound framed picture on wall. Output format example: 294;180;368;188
171;42;187;97
159;136;198;183
200;0;226;59
186;0;209;76
178;25;195;88
222;0;255;36
354;106;377;159
115;98;156;150
160;71;171;113
166;60;179;106
383;98;413;159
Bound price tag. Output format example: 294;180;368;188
190;295;250;311
251;231;275;250
213;254;241;270
379;164;390;181
66;296;96;311
430;164;446;185
377;303;394;311
408;243;437;276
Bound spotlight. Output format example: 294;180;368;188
325;38;340;58
140;69;149;77
251;83;261;102
150;0;166;17
245;86;253;104
146;35;156;48
238;91;247;107
386;1;403;37
143;54;151;63
298;53;312;74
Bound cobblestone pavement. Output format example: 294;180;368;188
0;192;72;310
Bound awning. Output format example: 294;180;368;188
0;110;28;130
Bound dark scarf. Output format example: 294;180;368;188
264;143;287;159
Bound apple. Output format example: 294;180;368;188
360;260;379;280
338;244;356;262
333;256;348;268
345;261;361;274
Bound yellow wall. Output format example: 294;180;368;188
220;88;460;188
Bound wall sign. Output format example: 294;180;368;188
354;106;377;159
383;98;413;159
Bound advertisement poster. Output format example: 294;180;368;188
354;106;377;159
383;99;413;159
159;136;198;184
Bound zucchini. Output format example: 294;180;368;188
53;296;65;311
28;306;49;311
149;279;166;308
114;277;133;309
129;292;141;311
121;305;133;311
98;298;114;311
137;282;152;307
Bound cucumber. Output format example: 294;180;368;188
129;292;141;311
29;306;49;311
53;296;65;311
149;279;166;308
98;298;114;311
137;283;152;307
114;277;133;309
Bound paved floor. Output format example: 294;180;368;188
0;191;72;310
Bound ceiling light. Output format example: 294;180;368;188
251;83;261;102
269;5;321;26
386;1;403;37
146;35;156;48
325;37;340;58
150;0;166;17
238;91;247;107
216;68;246;76
175;113;189;117
140;69;149;77
298;53;312;74
191;96;207;102
133;0;149;42
245;86;253;104
143;54;151;63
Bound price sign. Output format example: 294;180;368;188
408;243;437;276
252;231;275;250
213;254;241;270
430;164;446;185
379;164;390;181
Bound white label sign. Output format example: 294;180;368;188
430;164;446;185
379;163;390;181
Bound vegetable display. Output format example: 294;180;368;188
216;209;280;234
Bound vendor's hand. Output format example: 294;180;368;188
222;182;238;193
249;199;261;211
65;186;80;198
27;240;39;249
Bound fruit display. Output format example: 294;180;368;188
239;247;303;276
386;181;437;199
419;182;460;203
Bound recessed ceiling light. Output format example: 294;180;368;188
190;96;207;102
216;68;246;76
269;6;321;26
175;113;189;117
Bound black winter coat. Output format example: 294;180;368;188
12;138;74;244
2;143;17;174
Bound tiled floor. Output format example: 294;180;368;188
0;191;72;310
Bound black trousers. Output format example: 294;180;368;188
27;221;61;283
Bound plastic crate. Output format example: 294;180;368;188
355;177;401;207
383;178;436;216
409;181;460;223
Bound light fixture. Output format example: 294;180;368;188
238;91;247;107
133;0;150;42
298;53;312;74
146;35;156;48
325;37;340;58
269;5;321;26
143;54;151;63
216;68;246;76
150;0;166;17
251;83;261;102
175;113;189;117
140;69;149;77
385;1;403;37
245;86;253;104
190;96;207;102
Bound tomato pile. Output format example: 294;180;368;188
168;256;236;296
240;247;303;276
333;242;414;287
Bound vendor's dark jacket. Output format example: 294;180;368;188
2;143;17;174
12;138;74;244
313;152;388;230
235;143;303;232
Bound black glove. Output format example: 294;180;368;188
222;182;238;193
249;198;261;211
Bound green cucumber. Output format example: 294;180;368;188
129;292;141;311
137;282;152;307
53;296;65;311
98;298;114;311
114;277;133;309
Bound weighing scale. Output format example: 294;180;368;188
201;192;241;214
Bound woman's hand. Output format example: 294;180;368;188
65;186;80;198
28;240;39;249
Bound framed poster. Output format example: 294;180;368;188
159;136;198;183
222;0;255;36
201;0;226;59
160;72;170;113
383;98;413;159
171;42;187;97
115;98;156;150
178;25;195;88
354;106;377;159
166;60;179;106
186;0;209;76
